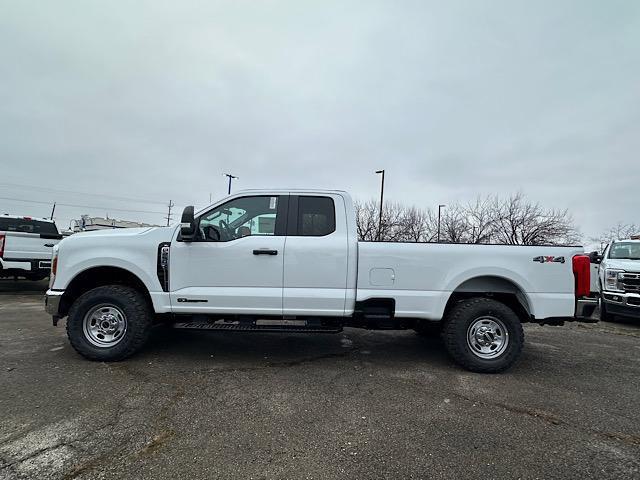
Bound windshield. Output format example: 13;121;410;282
608;242;640;260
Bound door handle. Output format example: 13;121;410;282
44;244;55;247
253;249;278;255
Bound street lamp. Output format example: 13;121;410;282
224;173;239;194
437;204;446;243
375;170;385;241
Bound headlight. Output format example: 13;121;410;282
604;269;624;292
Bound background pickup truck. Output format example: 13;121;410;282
1;215;62;281
45;190;598;372
598;239;640;321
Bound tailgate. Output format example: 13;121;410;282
3;232;59;261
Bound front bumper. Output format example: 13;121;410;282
45;289;64;324
602;292;640;319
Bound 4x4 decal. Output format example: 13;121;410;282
533;256;565;264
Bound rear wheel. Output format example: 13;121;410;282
442;297;524;373
67;285;153;361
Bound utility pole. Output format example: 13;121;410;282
166;200;174;226
437;204;446;243
50;202;56;220
375;170;385;241
225;174;238;194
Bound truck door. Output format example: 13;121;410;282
283;194;349;316
169;195;287;315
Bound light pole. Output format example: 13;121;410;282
224;173;238;195
375;170;385;241
437;204;446;243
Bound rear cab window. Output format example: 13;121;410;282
297;196;336;236
0;218;59;235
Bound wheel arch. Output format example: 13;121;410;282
59;266;153;317
443;275;533;323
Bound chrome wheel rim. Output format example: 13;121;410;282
466;316;509;359
83;304;127;348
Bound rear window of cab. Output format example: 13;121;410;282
0;218;59;235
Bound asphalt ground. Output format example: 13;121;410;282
1;279;639;480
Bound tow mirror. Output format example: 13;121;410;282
180;206;196;241
588;251;603;264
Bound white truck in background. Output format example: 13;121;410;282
0;215;62;281
598;239;640;321
45;190;598;373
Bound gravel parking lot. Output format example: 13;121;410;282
1;280;639;480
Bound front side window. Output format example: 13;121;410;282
297;196;335;236
198;196;281;241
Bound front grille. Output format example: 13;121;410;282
620;273;640;293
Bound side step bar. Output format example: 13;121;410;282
173;319;343;334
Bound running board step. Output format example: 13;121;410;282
172;320;342;334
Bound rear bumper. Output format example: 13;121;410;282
531;297;599;326
575;297;599;320
45;289;64;324
0;257;51;273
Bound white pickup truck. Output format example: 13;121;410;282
1;215;62;280
598;239;640;321
45;190;598;372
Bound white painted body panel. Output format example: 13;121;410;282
356;242;583;319
52;227;174;313
2;231;60;265
283;193;352;316
50;189;584;321
169;234;285;315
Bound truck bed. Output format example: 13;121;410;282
356;241;584;320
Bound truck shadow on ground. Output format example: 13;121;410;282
137;326;458;371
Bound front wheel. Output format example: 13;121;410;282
599;294;612;322
442;297;524;373
66;285;153;361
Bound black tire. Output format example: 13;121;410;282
599;294;613;322
66;285;153;361
26;273;48;281
442;297;524;373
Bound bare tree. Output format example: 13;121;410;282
354;200;379;241
592;222;639;246
355;192;579;246
491;192;580;246
397;206;433;242
439;204;470;243
462;196;496;244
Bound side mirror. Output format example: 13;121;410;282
180;206;196;241
588;251;603;264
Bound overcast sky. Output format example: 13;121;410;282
1;1;638;240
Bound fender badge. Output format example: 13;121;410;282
533;256;565;264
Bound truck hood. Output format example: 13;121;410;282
603;259;640;272
58;226;176;252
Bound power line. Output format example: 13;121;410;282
0;196;169;215
0;182;170;205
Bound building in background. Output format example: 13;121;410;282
71;215;159;232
